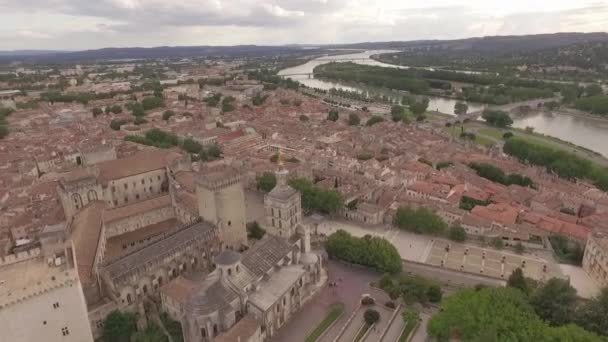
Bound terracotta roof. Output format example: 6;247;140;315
97;149;181;182
103;195;172;223
241;234;292;277
70;201;105;285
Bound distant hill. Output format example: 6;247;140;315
1;32;607;64
0;45;319;64
330;32;608;56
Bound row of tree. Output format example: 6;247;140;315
503;138;608;191
125;129;221;161
469;162;535;187
378;273;442;304
326;230;401;274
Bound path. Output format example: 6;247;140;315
381;308;405;342
410;313;431;342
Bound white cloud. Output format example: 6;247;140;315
0;0;606;49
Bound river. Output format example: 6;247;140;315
278;50;608;157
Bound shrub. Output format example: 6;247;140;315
364;309;380;325
385;301;396;309
361;297;375;305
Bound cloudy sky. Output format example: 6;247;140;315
1;0;607;50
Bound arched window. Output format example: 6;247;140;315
213;324;218;336
228;268;232;276
126;294;132;304
72;193;83;209
87;190;98;202
201;328;207;338
142;285;148;294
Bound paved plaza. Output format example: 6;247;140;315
426;240;562;281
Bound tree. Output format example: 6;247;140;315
530;278;577;326
142;96;164;110
427;284;443;303
207;144;222;159
482;109;513;128
491;237;504;249
327;109;339;121
103;310;137;342
410;98;429;117
576;288;608;336
393;207;447;235
348;113;361;126
326;230;401;274
110;105;123;114
246;221;266;240
448;225;467;242
503;132;514;139
110;119;129;131
92;107;103;116
454;102;468;115
366;115;385;126
299;114;309;122
162;110;175;121
0;125;8;139
364;309;380;326
585;84;604;97
428;287;603;342
257;172;277;193
507;268;529;295
391;105;406;122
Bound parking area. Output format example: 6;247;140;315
426;240;562;281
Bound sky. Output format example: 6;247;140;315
0;0;607;50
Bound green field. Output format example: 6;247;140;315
305;303;345;342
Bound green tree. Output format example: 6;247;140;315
507;268;529;295
326;230;401;274
0;125;8;139
585;84;604;97
299;114;309;122
410;99;429;117
576;288;608;336
246;221;266;240
393;207;447;235
391;105;405;122
92;107;103;116
111;105;123;114
427;284;443;303
428;288;551;342
257;172;277;193
503;132;514;139
530;278;577;326
491;237;504;249
289;178;343;214
207;144;222;159
482;109;513;128
162;110;175;121
364;309;380;325
366;115;385;126
327;109;339;121
142;96;164;110
103;310;137;342
348;112;361;126
448;225;467;242
454;102;468;115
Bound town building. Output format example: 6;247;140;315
583;232;608;288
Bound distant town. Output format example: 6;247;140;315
1;32;608;342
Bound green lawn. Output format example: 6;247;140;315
305;303;345;342
354;323;371;342
398;317;418;342
445;125;495;147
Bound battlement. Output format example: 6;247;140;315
0;247;41;267
0;255;79;309
197;168;243;192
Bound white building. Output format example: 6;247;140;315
0;248;94;342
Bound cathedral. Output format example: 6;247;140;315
60;147;325;341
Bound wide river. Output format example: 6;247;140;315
278;51;608;157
